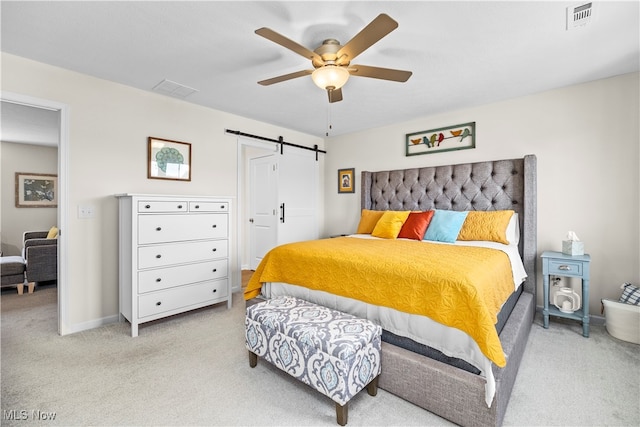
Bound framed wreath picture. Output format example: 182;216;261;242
15;172;58;208
148;137;192;181
338;168;355;194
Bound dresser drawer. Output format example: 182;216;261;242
138;200;188;213
189;201;229;212
138;260;228;293
138;240;228;269
138;213;228;244
548;260;583;277
138;279;229;318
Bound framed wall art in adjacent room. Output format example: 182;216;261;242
338;168;355;193
15;172;58;208
148;137;192;181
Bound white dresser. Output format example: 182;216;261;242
116;194;232;337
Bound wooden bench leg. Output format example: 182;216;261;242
366;375;379;396
248;351;257;368
28;282;35;294
17;283;24;295
336;402;348;426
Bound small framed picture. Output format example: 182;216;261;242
148;137;192;181
338;168;355;194
15;172;58;208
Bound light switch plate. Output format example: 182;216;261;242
78;205;95;219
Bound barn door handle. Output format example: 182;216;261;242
280;203;285;223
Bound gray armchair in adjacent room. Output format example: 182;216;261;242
23;230;58;288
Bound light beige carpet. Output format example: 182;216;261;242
1;285;638;426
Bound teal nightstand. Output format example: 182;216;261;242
541;251;591;337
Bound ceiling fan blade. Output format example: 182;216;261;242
258;70;313;86
348;64;412;82
336;14;398;64
255;27;323;63
328;88;343;103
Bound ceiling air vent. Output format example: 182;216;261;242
152;79;198;99
567;2;593;30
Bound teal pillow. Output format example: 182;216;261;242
423;210;469;243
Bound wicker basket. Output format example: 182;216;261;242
602;299;640;344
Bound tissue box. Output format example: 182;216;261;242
562;240;584;256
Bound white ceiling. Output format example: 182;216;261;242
0;101;60;146
1;1;638;138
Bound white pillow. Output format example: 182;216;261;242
505;213;520;245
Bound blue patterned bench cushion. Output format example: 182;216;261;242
245;296;381;406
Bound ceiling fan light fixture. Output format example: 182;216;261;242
311;65;350;90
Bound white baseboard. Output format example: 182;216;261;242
61;314;120;335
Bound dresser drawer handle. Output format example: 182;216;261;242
155;254;162;259
194;205;200;209
212;224;217;228
156;227;162;231
220;205;225;209
156;301;162;306
212;269;217;272
177;205;183;209
558;265;571;271
212;289;217;293
212;248;217;252
156;278;162;282
145;204;151;209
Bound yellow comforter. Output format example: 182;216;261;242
244;237;515;367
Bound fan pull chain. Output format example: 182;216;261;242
326;102;332;137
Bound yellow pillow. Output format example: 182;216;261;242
356;209;385;234
46;226;59;239
457;210;514;244
371;211;411;239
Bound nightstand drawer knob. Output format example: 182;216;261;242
156;301;162;306
558;265;571;271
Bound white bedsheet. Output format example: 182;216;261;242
260;237;527;407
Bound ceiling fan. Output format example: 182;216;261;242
255;13;412;103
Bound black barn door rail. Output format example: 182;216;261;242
226;129;326;161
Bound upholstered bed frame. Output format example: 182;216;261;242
361;155;537;426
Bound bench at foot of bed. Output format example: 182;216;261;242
245;296;382;426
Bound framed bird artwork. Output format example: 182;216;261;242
405;122;475;156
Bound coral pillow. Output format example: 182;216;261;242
457;210;514;244
398;211;435;240
423;210;468;243
372;211;411;239
356;209;385;234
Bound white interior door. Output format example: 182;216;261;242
276;145;319;245
245;140;319;271
249;155;278;270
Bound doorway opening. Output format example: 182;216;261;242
1;92;69;335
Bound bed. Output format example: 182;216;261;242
245;155;537;426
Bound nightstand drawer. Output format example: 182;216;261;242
548;260;583;277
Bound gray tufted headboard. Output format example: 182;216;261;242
361;155;537;296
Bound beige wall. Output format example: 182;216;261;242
324;72;640;314
1;142;58;255
1;53;324;333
